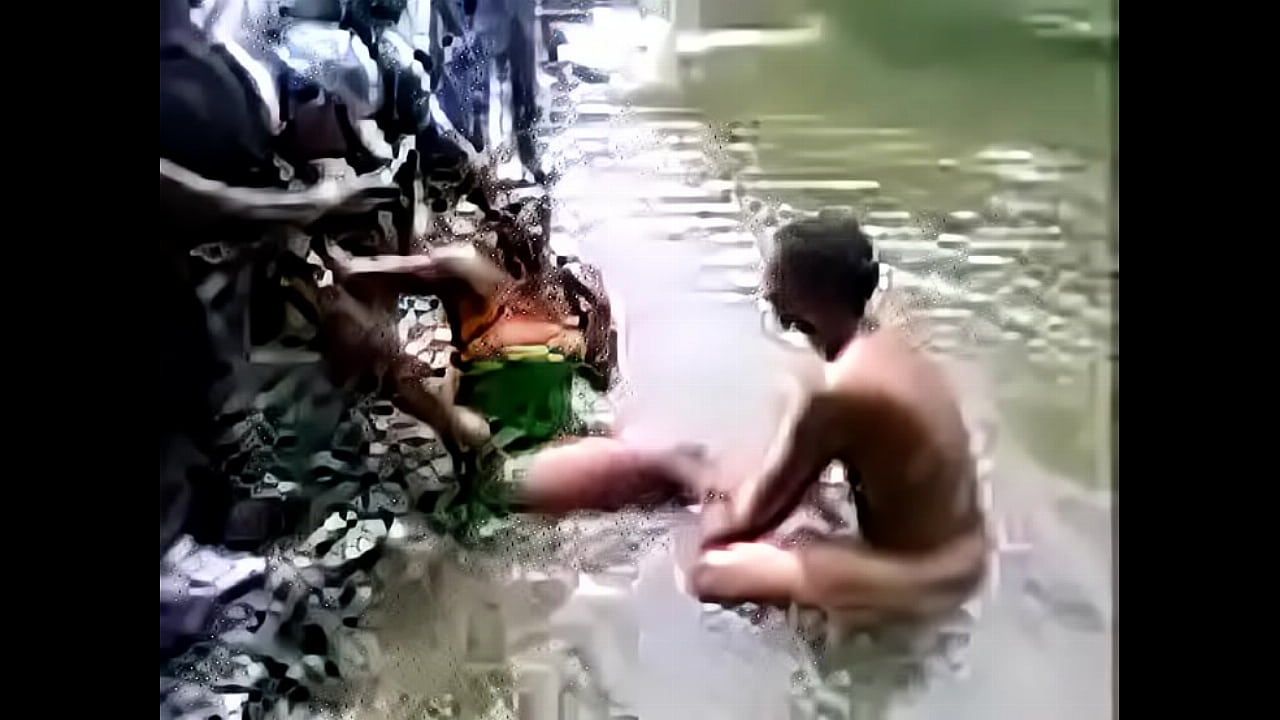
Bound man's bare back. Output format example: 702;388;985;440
825;324;979;552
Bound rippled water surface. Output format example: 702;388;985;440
533;1;1115;718
662;0;1116;487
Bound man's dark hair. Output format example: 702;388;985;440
772;217;880;313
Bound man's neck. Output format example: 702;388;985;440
829;315;879;364
823;317;867;361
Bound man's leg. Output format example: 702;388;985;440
513;438;706;514
507;4;544;182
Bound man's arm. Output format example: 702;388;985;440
702;389;839;547
312;280;488;449
159;158;402;228
387;353;491;450
324;241;509;299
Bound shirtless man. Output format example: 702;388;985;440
693;217;988;629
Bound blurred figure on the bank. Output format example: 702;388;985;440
471;0;545;182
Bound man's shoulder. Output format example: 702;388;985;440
825;332;938;420
812;379;885;427
825;340;889;402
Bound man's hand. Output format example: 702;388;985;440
700;390;838;549
691;540;808;607
387;354;492;452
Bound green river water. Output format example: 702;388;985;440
656;0;1116;488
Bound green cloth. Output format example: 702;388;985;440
424;422;542;547
460;351;585;446
431;348;593;546
424;440;520;546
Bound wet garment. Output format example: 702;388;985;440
457;286;588;361
429;351;605;545
420;423;530;545
460;347;584;446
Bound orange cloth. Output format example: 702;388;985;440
457;282;586;360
